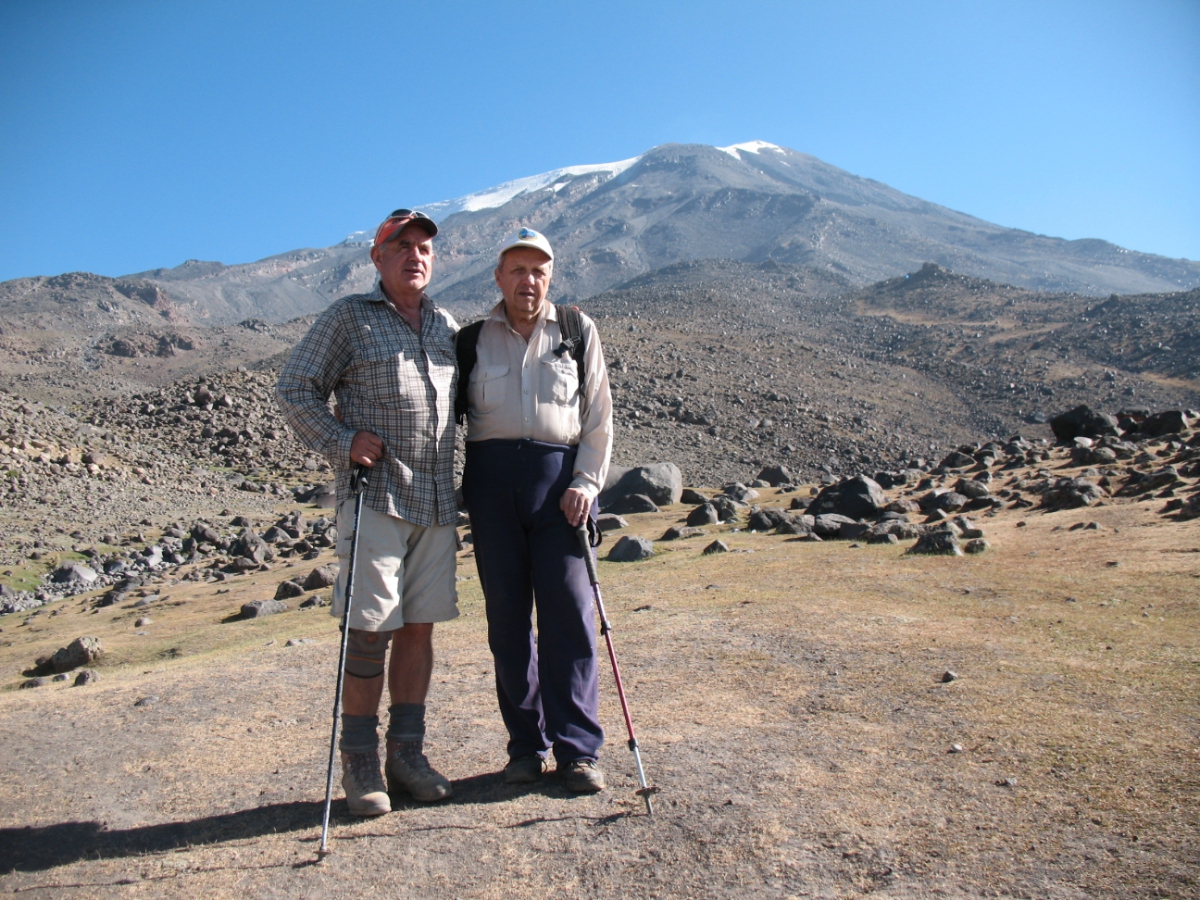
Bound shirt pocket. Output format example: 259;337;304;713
469;364;509;414
540;356;579;405
355;347;425;409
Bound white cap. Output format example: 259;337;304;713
498;227;554;263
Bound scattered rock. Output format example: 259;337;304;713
660;525;706;541
41;636;105;674
242;598;288;618
302;565;339;591
608;536;655;562
73;669;99;686
50;563;99;585
808;475;888;520
686;503;719;527
908;531;964;556
274;581;306;601
605;493;660;515
702;540;730;555
601;463;683;508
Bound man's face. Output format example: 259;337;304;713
370;222;434;297
495;247;553;324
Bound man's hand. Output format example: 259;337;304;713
560;487;591;528
350;431;385;467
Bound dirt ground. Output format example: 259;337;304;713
1;482;1198;899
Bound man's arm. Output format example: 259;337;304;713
275;306;364;471
560;315;613;526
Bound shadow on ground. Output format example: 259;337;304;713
0;772;617;873
0;801;325;873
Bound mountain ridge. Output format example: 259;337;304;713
5;140;1193;330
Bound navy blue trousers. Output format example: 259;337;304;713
462;439;604;764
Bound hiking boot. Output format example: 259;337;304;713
386;741;453;802
504;754;549;785
559;759;606;793
341;750;391;816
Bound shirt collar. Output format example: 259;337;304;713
366;282;432;313
488;300;558;329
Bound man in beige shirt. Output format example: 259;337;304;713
460;228;614;792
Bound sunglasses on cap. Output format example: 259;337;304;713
374;209;438;245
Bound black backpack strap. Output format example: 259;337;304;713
454;320;485;425
554;305;587;390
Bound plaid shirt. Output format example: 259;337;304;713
276;285;459;526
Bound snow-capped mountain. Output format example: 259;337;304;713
93;141;1200;324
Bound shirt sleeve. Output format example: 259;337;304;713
569;314;613;500
275;304;360;471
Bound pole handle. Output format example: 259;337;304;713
350;462;370;496
575;521;600;586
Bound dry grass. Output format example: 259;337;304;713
0;477;1198;899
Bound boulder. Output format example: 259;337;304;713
953;478;992;500
1042;478;1106;510
303;565;339;591
608;536;655;562
191;523;222;546
595;514;628;532
600;463;682;508
702;540;730;555
1141;410;1191;437
807;475;887;520
755;465;793;487
686;503;719;527
229;530;274;564
274;581;306;600
710;496;742;521
48;636;104;674
938;450;976;470
243;598;289;618
679;488;709;505
907;531;964;556
721;483;759;503
605;493;660;515
812;514;859;537
51;564;98;585
838;522;872;541
1050;405;1120;442
1179;493;1200;521
747;508;792;532
660;525;706;541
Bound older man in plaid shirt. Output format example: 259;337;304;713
277;209;459;816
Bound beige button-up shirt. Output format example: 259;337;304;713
465;301;613;500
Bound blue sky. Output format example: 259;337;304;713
1;0;1197;283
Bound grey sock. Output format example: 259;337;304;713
339;714;379;753
385;703;426;743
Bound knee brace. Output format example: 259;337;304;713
344;628;392;679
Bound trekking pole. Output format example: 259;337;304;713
317;463;370;861
575;522;656;815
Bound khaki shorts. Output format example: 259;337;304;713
330;501;459;632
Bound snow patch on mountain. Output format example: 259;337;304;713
718;140;784;159
420;155;642;220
